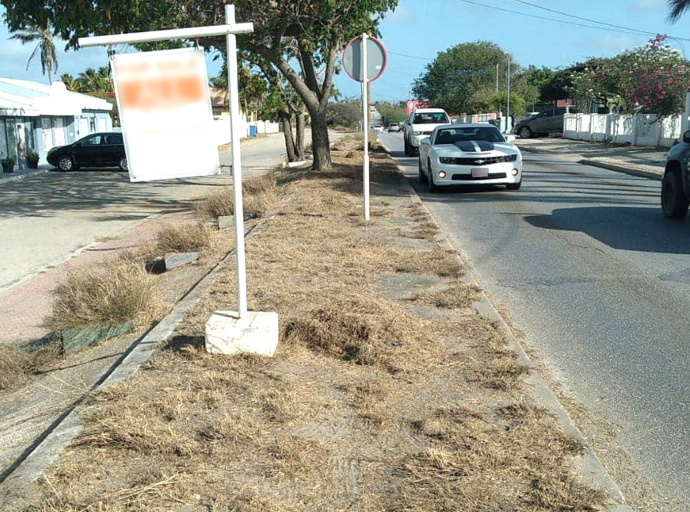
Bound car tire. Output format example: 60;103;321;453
404;138;411;156
519;126;532;138
58;156;75;171
427;161;438;192
118;155;128;172
661;169;689;219
418;158;427;183
506;180;522;190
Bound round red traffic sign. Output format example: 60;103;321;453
342;35;387;83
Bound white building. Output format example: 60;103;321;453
0;78;113;170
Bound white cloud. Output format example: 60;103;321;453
387;4;414;24
631;0;666;12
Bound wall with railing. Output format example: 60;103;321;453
563;113;682;148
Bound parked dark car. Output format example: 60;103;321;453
514;108;576;138
47;132;127;171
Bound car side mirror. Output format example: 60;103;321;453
683;130;690;144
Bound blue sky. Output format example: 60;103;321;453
3;0;690;104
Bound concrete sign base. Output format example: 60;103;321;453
205;310;279;356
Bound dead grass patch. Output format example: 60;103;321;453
46;259;159;331
394;248;465;278
0;342;62;391
25;136;608;512
155;221;212;253
415;282;481;309
197;174;278;219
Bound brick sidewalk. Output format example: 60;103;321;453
0;211;199;345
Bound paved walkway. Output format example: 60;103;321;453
516;136;667;180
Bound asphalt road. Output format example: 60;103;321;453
0;133;289;294
379;131;690;511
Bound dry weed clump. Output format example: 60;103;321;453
397;401;606;511
283;296;437;372
395;248;465;278
156;221;212;253
197;174;278;219
0;345;30;390
415;283;481;309
46;260;159;331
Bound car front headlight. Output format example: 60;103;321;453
505;154;518;162
413;130;423;136
439;157;452;164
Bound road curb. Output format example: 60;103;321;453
518;144;661;181
578;159;661;181
379;138;634;512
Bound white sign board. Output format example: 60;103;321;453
111;48;219;182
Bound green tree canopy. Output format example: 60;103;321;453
568;34;690;116
1;0;398;171
412;41;512;114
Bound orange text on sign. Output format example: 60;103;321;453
118;75;205;110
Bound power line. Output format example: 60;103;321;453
507;0;678;38
387;50;432;62
450;0;690;42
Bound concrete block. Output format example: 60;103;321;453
218;215;234;230
205;311;279;356
145;252;200;274
164;252;200;270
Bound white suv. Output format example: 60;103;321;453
403;108;451;156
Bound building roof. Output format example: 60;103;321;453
0;78;112;117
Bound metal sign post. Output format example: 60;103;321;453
225;4;247;318
341;34;387;222
361;34;370;220
79;6;253;320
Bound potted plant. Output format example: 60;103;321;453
26;151;39;169
1;155;15;173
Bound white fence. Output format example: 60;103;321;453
563;113;683;148
211;115;280;146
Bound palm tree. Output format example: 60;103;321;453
668;0;690;21
59;73;81;91
77;66;112;93
10;24;59;83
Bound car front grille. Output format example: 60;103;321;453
452;172;507;181
445;155;512;165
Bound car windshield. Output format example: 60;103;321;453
434;126;505;144
413;112;450;124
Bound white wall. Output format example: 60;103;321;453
564;113;682;148
211;115;280;146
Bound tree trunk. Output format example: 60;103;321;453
296;111;306;160
308;105;330;170
280;112;297;162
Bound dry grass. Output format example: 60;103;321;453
197;173;278;219
415;282;481;309
24;135;608;512
155;221;212;253
45;259;159;332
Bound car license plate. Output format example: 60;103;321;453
471;167;489;178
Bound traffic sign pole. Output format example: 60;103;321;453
341;34;386;222
362;34;370;221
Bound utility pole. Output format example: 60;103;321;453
506;60;511;132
